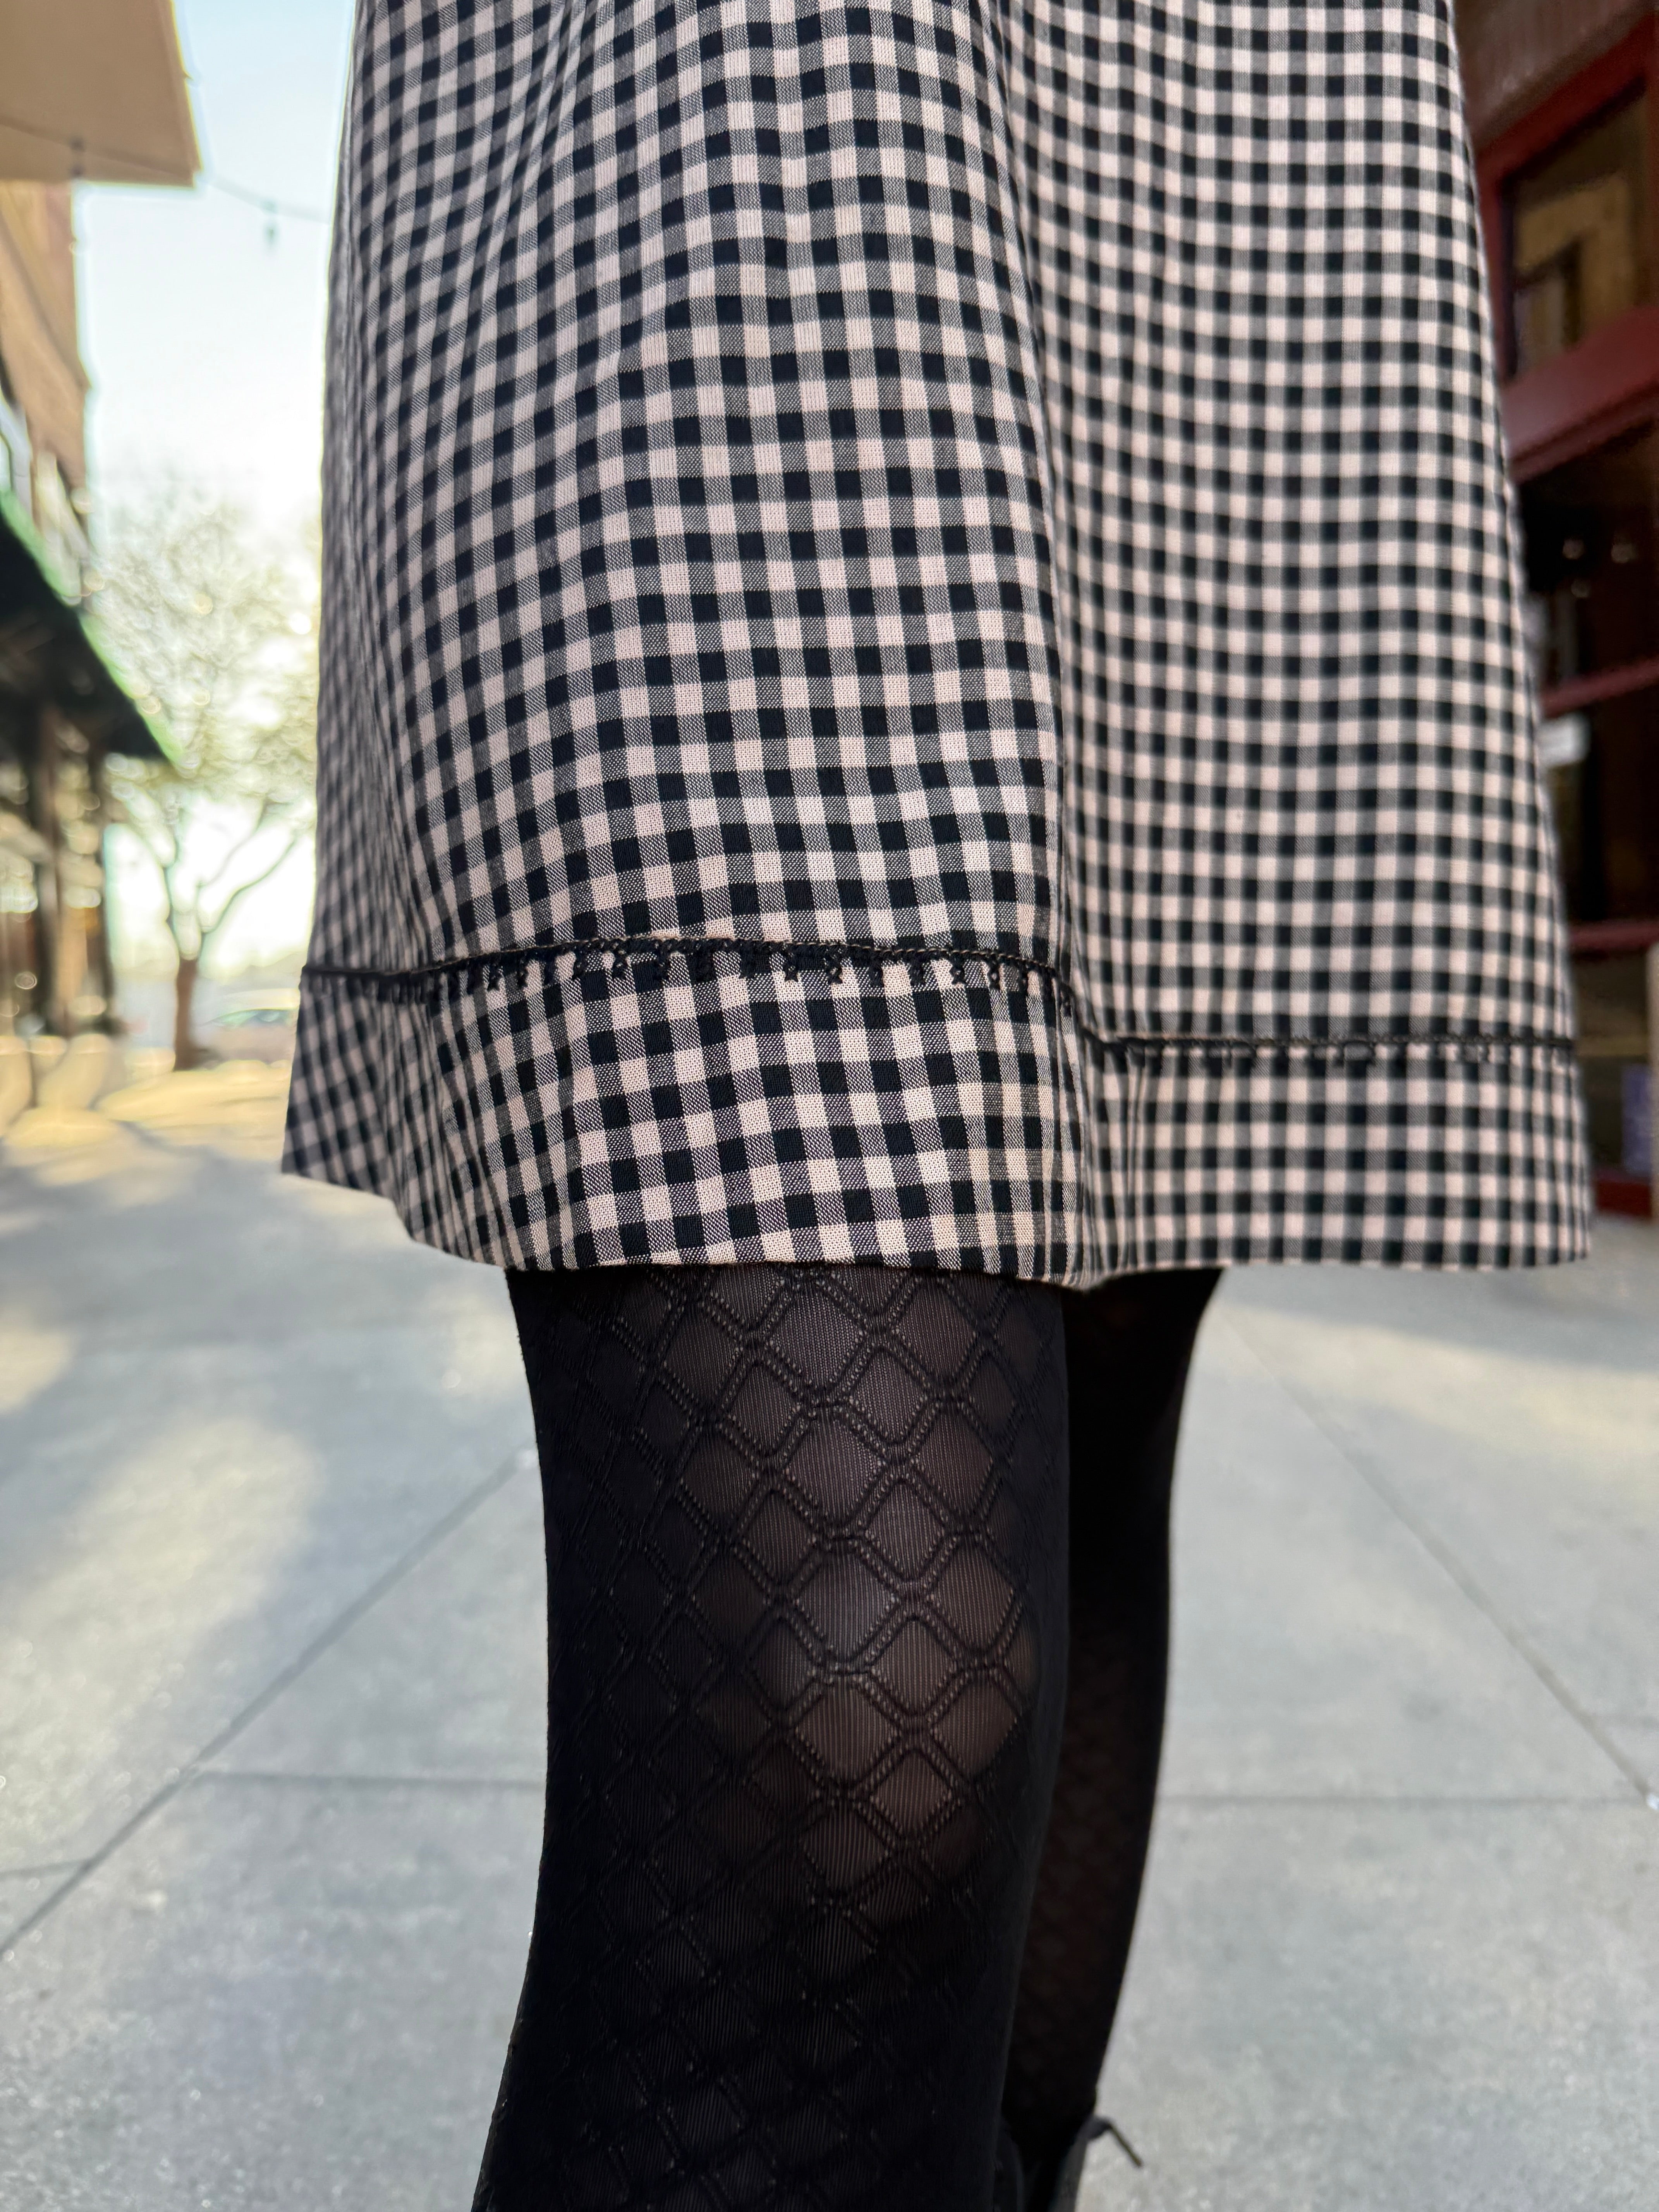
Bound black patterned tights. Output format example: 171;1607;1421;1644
475;1262;1217;2212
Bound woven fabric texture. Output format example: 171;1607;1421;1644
284;0;1590;1279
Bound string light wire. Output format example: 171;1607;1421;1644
0;109;329;230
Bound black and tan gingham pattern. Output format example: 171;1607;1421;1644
285;0;1591;1278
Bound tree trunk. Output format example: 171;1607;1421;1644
172;953;203;1070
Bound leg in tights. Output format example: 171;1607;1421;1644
475;1262;1072;2212
999;1268;1221;2204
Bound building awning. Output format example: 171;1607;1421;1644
0;0;199;187
0;501;164;760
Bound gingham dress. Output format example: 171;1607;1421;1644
283;0;1591;1280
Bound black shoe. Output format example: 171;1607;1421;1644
1011;2113;1144;2212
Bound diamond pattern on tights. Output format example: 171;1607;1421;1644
477;1263;1069;2212
1000;1267;1218;2198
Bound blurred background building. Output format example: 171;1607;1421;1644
0;0;197;1118
1462;0;1659;1216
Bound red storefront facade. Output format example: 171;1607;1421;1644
1463;0;1659;1214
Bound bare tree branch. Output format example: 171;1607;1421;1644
204;831;305;941
98;485;318;1041
194;794;275;902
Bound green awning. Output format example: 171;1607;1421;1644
0;495;166;761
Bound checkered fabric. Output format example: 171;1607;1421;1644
284;0;1591;1279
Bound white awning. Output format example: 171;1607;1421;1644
0;0;199;187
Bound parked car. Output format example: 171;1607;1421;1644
206;991;299;1063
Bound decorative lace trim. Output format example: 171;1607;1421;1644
302;939;1578;1066
306;933;1067;1001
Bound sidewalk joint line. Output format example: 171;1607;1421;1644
197;1771;542;1791
1157;1792;1642;1808
0;1442;536;1963
1222;1310;1653;1805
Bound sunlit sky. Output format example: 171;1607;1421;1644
79;0;354;971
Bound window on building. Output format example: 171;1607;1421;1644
1508;91;1651;376
1521;423;1659;689
1544;687;1659;922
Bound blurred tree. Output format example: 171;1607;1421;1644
94;489;317;1069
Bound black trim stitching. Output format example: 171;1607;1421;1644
305;935;1068;1003
300;939;1578;1066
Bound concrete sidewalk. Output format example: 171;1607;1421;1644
1;1098;1655;2210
